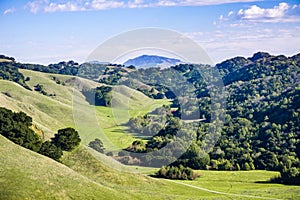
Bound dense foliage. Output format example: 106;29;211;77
0;107;80;161
156;165;199;180
0;62;31;90
0;107;42;152
113;52;300;183
82;86;112;106
52;128;81;151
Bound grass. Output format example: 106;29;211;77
0;135;130;200
2;133;299;199
1;69;299;199
174;170;300;199
61;145;300;200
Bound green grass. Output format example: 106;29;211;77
0;135;130;200
2;133;299;200
61;145;300;200
172;170;300;199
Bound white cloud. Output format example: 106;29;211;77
25;0;47;14
90;0;125;10
228;11;234;17
240;2;289;19
237;2;298;22
185;26;300;63
155;0;261;7
3;8;16;15
44;2;83;12
24;0;263;13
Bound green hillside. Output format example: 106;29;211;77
0;69;167;146
2;132;300;199
0;135;129;200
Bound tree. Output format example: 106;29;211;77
39;141;63;161
89;138;105;153
52;128;81;151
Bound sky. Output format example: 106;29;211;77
0;0;300;65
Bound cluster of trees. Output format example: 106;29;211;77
82;86;112;106
0;55;15;62
156;165;199;180
0;62;30;90
0;107;81;161
39;127;81;160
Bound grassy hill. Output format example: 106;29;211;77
0;69;167;146
0;135;130;200
2;132;300;199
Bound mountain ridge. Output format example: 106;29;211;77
123;54;184;68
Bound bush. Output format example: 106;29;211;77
156;165;200;180
89;138;105;153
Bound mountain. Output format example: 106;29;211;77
123;54;184;68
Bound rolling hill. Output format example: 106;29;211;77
1;53;300;199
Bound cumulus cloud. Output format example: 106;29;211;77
235;2;300;22
238;2;289;19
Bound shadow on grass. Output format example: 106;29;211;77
255;178;300;186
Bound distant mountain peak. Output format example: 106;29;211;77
123;54;184;68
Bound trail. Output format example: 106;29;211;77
161;178;282;200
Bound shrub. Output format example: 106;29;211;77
156;165;200;180
89;138;105;153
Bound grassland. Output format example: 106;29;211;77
0;135;130;200
1;69;300;199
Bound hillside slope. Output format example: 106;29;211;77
0;135;130;199
0;69;166;146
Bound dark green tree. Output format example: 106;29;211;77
52;128;81;151
39;141;63;161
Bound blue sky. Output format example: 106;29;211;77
0;0;300;64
